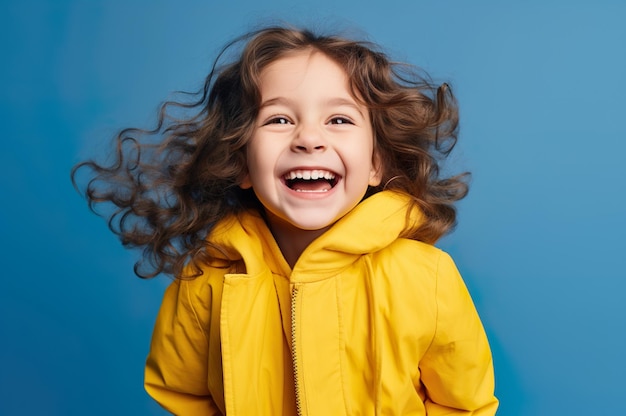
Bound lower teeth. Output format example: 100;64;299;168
295;189;329;192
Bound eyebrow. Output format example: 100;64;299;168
259;97;292;109
259;96;365;118
326;97;365;118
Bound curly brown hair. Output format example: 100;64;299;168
71;26;468;279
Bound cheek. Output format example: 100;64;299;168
348;149;377;188
368;150;383;186
241;141;262;189
246;141;263;173
244;140;278;185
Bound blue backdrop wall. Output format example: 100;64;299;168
1;1;624;415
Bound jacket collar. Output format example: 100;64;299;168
208;191;423;282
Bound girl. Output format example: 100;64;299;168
73;26;498;415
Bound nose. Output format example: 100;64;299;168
291;121;326;153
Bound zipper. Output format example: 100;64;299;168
291;284;302;416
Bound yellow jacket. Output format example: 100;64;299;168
145;191;498;415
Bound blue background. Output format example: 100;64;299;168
1;1;625;415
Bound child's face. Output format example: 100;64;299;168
241;50;382;235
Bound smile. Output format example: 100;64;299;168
282;169;339;192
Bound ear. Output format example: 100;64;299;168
368;150;383;187
240;173;252;189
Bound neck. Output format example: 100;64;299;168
264;211;329;268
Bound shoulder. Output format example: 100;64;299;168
365;238;463;299
161;261;232;324
370;238;449;275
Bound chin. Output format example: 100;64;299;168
288;219;335;232
282;207;354;232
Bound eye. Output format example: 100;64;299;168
265;116;292;125
329;116;354;125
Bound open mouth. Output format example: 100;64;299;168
283;169;339;192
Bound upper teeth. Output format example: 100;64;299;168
284;170;336;180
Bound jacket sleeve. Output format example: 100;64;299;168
419;252;499;415
144;278;222;415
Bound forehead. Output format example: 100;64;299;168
257;50;364;105
259;50;348;87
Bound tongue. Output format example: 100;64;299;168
291;179;332;192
